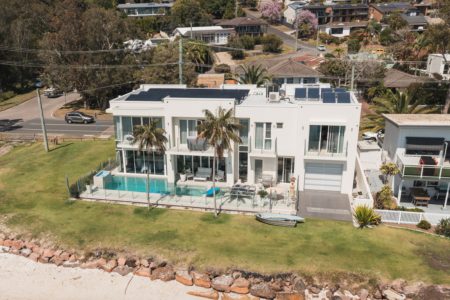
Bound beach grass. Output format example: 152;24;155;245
0;141;449;283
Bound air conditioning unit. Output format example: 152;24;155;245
268;92;279;102
124;134;134;144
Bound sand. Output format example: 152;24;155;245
0;253;205;300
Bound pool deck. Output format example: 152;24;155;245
79;188;296;215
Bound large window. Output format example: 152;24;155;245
121;116;163;139
124;150;165;175
278;157;295;183
180;120;198;144
255;122;272;150
239;119;249;145
114;116;122;141
308;125;345;154
176;155;225;179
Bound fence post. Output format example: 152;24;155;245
419;213;422;222
398;211;402;224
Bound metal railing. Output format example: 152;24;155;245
304;141;348;158
251;137;277;155
375;209;450;226
397;155;450;180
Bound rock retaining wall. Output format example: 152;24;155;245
0;233;449;300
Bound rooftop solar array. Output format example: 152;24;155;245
126;88;250;101
294;88;352;104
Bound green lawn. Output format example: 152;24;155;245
0;90;35;112
0;141;449;284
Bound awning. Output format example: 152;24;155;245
405;137;444;151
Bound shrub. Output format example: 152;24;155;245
395;206;424;212
417;220;431;230
435;218;450;238
375;185;396;209
347;38;361;54
228;37;245;59
253;35;262;45
319;32;340;45
214;64;231;73
258;190;268;199
239;35;255;50
0;91;16;101
261;34;283;53
324;53;335;58
354;205;381;228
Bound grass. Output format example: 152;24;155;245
1;141;450;283
0;90;35;112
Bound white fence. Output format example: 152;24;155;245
375;209;450;225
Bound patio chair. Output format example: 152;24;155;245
261;173;273;187
215;170;225;181
194;167;211;181
185;168;194;180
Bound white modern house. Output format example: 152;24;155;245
117;2;173;17
172;26;235;46
106;83;361;196
318;21;368;37
426;54;450;80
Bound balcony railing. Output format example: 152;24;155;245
397;155;450;180
187;137;209;151
304;141;348;158
249;136;277;156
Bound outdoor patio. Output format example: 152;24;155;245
79;185;296;214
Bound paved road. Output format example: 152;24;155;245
0;92;113;137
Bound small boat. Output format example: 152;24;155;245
255;213;305;227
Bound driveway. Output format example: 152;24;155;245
298;190;352;221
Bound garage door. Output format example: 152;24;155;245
304;163;343;192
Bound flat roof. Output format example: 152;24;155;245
358;140;381;151
125;88;250;101
383;114;450;126
117;3;173;8
174;26;232;35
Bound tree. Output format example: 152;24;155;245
362;20;382;44
347;38;361;54
132;121;168;210
260;0;282;24
379;27;396;46
197;107;242;217
384;12;408;31
261;34;283;53
380;162;400;184
425;24;450;56
333;47;344;58
362;89;440;132
237;65;270;86
295;10;318;38
170;0;212;27
228;37;245;60
183;40;213;72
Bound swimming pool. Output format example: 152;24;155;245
104;175;206;196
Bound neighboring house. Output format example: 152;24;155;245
381;114;450;210
414;0;439;16
241;57;324;85
293;55;325;70
217;17;268;37
284;3;369;26
426;54;450;80
107;83;361;194
319;21;368;37
383;68;434;89
369;2;413;22
197;74;225;88
117;2;172;17
173;26;234;46
400;9;428;32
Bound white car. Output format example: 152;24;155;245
362;129;384;141
317;45;326;51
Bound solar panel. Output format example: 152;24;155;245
295;88;307;99
307;88;320;99
337;92;351;103
322;92;336;103
334;88;347;93
320;88;333;99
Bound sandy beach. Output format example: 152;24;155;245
0;253;205;300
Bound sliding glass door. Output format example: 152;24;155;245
180;120;198;144
308;125;345;155
255;122;272;150
277;157;295;183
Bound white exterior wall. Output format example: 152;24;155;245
284;7;297;25
426;54;450;80
320;26;351;37
108;84;361;195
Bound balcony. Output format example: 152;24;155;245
304;141;348;159
397;154;450;180
187;137;208;151
248;136;277;157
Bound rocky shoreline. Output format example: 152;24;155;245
0;232;449;300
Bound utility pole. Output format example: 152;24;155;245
235;0;238;18
178;38;183;85
294;10;298;52
190;22;193;39
36;89;49;152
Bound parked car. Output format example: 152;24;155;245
65;112;95;124
317;45;326;51
43;87;63;98
362;129;384;141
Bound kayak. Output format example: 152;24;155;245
255;213;305;227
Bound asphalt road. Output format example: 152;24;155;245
0;92;113;137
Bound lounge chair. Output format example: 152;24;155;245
194;167;211;181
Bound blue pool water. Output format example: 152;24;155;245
104;176;206;196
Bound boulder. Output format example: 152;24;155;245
24;241;35;249
176;270;193;286
212;275;234;292
417;285;450;300
222;293;259;300
192;271;212;288
383;289;406;300
358;288;369;300
391;279;407;293
150;265;175;281
0;239;3;246
0;246;10;253
3;240;13;247
117;256;126;266
275;292;305;300
125;258;137;268
42;249;55;259
60;252;71;261
20;248;32;257
101;260;118;273
68;254;77;262
10;249;20;255
293;278;306;293
54;249;63;257
187;290;219;300
80;260;99;269
11;240;23;250
134;267;151;278
113;265;133;276
140;259;150;268
28;253;40;262
96;258;107;269
50;256;65;266
62;260;80;268
250;282;276;299
402;282;424;297
231;277;250;294
38;256;49;264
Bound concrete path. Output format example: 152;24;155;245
298;190;352;221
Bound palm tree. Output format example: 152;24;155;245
237;65;270;86
333;47;344;58
132;121;168;210
362;89;440;132
197;107;242;217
